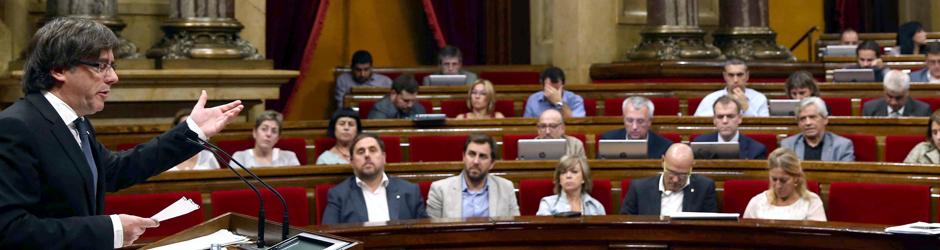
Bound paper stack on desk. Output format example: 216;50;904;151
150;229;250;250
885;222;940;235
151;197;200;222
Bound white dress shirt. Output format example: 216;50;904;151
657;173;690;216
356;173;391;222
717;131;740;143
929;72;940;83
694;88;770;117
43;91;207;248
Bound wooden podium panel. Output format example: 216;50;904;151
142;213;360;249
309;215;940;249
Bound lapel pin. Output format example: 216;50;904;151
691;188;695;193
396;194;401;199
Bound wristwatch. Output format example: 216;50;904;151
554;101;564;109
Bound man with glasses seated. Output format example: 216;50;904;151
694;59;769;117
535;109;585;158
692;95;767;159
620;143;718;215
911;42;940;83
599;96;671;159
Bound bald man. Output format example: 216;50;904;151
620;143;718;215
535;109;585;158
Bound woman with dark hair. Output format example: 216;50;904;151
904;110;940;163
784;71;820;100
317;108;363;165
896;21;928;55
168;109;220;171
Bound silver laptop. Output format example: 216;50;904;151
517;139;567;160
832;68;875;82
690;142;740;159
597;139;647;159
426;74;467;86
768;99;800;116
824;45;858;57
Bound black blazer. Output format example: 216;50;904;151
620;174;718;215
0;93;201;249
599;130;672;159
322;175;428;225
692;132;768;159
862;97;932;117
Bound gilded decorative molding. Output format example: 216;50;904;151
146;18;262;60
628;26;724;60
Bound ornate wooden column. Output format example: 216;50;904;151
712;0;794;61
46;0;140;58
628;0;723;60
147;0;262;60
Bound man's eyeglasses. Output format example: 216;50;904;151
77;60;116;74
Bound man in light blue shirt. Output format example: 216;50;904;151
426;134;520;218
523;67;586;118
694;59;769;117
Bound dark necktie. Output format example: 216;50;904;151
74;117;98;195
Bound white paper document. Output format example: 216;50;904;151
885;222;940;235
667;211;740;220
150;229;250;250
150;197;200;222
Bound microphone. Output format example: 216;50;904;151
183;135;291;247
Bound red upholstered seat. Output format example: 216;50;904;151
916;97;940;112
828;182;930;225
746;133;778;155
518;179;613;215
502;134;538;160
885;135;927;163
117;143;137;151
479;71;540;85
358;100;434;118
211;187;310;226
313;136;401;163
842;134;876;162
215;137;308;165
603;97;680;116
821;97;852;116
440;99;516;118
687;97;703;116
409;135;469;162
315;183;335;225
721;179;821;214
620;179;632;200
419;181;432;201
104;192;204;239
584;98;597;116
661;132;681;143
415;72;432;85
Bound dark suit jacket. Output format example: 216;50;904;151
910;68;931;83
692;132;767;159
620;174;718;215
367;95;427;119
0;93;201;249
322;175;428;225
599;130;672;159
862;97;931;117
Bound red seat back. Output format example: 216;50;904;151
661;132;681;143
419;181;432;201
583;98;597;117
620;179;632;200
117;143;137;151
215;137;308;165
313;136;401;163
916;97;940;112
687;97;703;116
211;187;310;226
495;100;516;117
591;179;613;214
821;97;852;116
885;135;927;163
502;134;538;160
518;179;612;215
842;134;876;162
721;179;821;214
479;71;540;85
408;135;469;162
828;182;930;225
746;133;778;155
104;192;204;239
314;137;336;161
315;183;335;225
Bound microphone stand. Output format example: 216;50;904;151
187;137;291;247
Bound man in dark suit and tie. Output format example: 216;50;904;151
322;133;427;224
0;17;244;249
620;143;718;215
599;96;671;159
862;70;931;117
692;95;767;159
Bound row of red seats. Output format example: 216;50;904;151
358;97;940;118
105;179;930;239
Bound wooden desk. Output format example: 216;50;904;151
588;60;824;81
310;215;939;249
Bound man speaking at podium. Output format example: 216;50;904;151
0;17;243;249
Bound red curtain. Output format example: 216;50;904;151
265;0;325;112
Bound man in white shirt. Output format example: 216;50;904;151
322;133;427;224
0;17;244;249
694;59;769;117
620;143;717;215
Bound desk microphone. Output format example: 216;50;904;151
183;135;290;248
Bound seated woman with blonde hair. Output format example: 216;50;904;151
456;79;505;119
536;155;605;216
744;148;826;221
904;109;940;164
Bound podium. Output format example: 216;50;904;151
143;213;361;249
